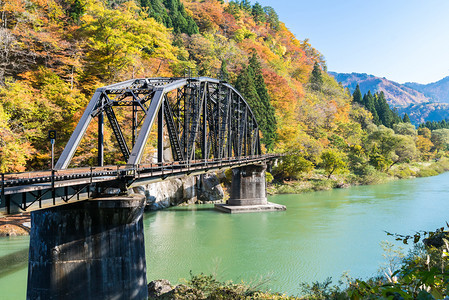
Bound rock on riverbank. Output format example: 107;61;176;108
0;214;31;237
130;172;225;211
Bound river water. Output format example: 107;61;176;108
2;172;449;298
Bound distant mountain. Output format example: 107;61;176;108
329;71;449;125
404;76;449;103
329;72;430;106
396;103;449;125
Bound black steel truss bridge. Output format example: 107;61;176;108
1;77;279;215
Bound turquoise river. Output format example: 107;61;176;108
2;172;449;299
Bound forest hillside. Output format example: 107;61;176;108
0;0;447;180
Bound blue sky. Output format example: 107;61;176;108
254;0;449;84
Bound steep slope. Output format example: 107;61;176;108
329;72;430;106
0;0;353;171
404;76;449;103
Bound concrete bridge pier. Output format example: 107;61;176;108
26;195;148;300
215;163;286;213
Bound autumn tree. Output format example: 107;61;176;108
80;0;177;83
416;135;433;160
0;103;34;172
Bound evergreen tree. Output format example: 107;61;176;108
219;60;229;82
249;53;277;150
239;0;251;11
310;62;323;92
352;84;362;104
263;6;280;31
235;53;277;151
391;107;402;125
403;113;411;123
139;0;199;35
376;92;392;127
251;2;266;23
363;91;379;124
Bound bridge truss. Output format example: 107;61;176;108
0;77;270;214
56;77;261;169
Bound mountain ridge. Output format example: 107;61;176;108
329;71;449;124
328;71;431;106
404;76;449;103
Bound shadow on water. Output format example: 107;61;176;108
0;248;28;279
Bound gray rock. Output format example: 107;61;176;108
137;173;224;211
198;173;224;202
147;279;174;298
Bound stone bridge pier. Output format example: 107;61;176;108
26;195;148;300
215;163;286;213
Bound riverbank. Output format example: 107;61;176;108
147;275;300;299
267;158;449;195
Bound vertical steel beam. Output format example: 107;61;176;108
22;193;26;210
1;173;5;212
132;100;137;147
202;84;208;159
158;100;164;163
98;112;104;167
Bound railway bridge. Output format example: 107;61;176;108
0;77;283;299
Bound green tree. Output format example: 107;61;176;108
263;6;279;31
309;62;323;92
402;113;411;123
366;125;417;169
363;91;379;124
431;129;449;153
393;123;417;137
352;84;362;104
219;60;229;82
239;0;251;11
375;91;392;127
273;153;314;180
140;0;199;35
251;2;265;24
320;150;347;178
236;52;277;150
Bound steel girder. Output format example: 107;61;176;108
55;77;261;169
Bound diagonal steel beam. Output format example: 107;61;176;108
55;90;103;169
127;89;164;165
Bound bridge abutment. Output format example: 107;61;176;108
215;163;286;213
27;195;148;300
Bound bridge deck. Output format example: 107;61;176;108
1;155;279;215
